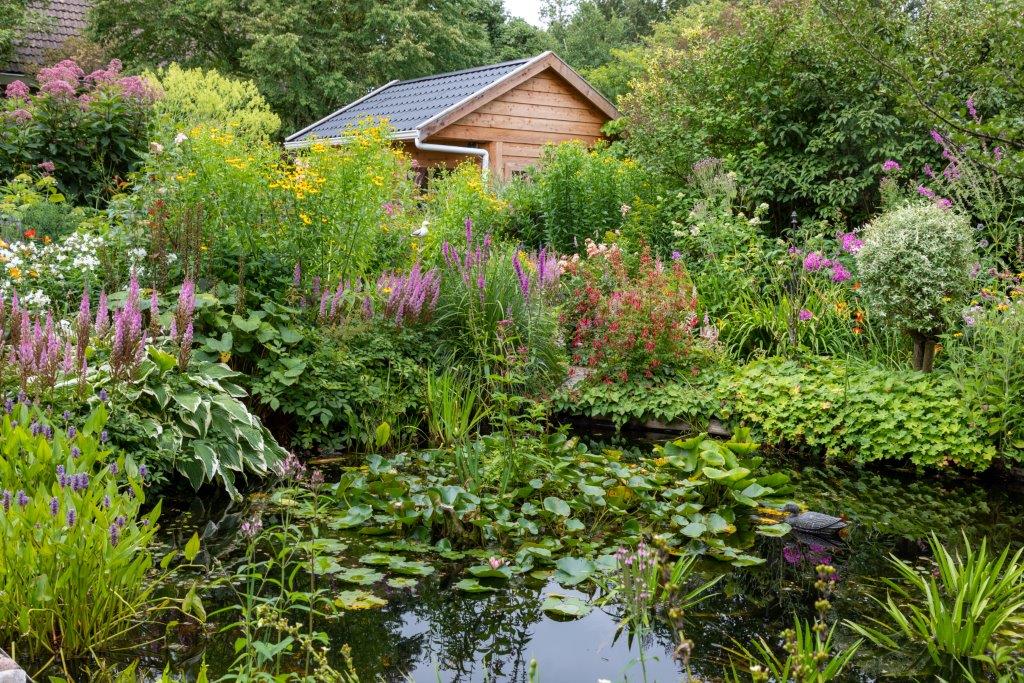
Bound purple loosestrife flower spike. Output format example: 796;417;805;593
110;524;121;547
1;490;10;511
77;287;91;363
49;497;59;516
139;464;148;478
512;249;529;299
17;490;29;507
293;262;302;288
66;507;76;527
95;291;110;335
71;446;81;459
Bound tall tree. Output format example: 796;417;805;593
88;0;510;132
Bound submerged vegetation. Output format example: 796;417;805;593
2;0;1024;678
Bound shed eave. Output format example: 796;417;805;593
283;128;419;150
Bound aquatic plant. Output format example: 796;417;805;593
728;564;861;682
0;402;203;671
424;365;489;447
846;533;1024;678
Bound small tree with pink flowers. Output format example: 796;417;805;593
0;58;159;202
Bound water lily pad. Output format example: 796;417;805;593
387;577;418;589
358;552;395;566
455;578;497;593
553;556;595;586
542;594;592;618
388;559;435;576
335;568;384;585
311;557;345;575
756;522;792;537
468;564;513;580
329;504;373;529
335;590;386;610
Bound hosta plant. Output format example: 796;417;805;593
103;349;286;498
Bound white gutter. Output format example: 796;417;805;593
414;132;489;177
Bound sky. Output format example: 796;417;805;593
504;0;546;26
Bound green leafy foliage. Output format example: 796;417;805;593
618;0;933;223
507;142;651;252
846;533;1024;679
717;356;995;469
105;353;286;498
0;404;201;662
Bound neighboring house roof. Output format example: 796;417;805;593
285;51;619;149
2;0;92;77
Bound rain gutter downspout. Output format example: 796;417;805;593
414;131;489;178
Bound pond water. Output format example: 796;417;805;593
137;445;1024;683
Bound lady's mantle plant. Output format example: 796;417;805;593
855;203;973;371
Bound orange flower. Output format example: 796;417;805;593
854;310;865;323
852;281;862;291
23;229;36;239
853;326;863;335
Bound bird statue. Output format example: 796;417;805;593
781;502;848;536
410;218;429;238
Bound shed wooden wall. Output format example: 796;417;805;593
407;67;610;180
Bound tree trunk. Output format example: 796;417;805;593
921;338;937;373
911;332;926;371
910;332;936;372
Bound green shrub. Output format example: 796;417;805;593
617;0;933;223
149;64;281;142
856;203;974;370
717;356;995;470
511;141;649;253
421;162;507;265
1;59;157;202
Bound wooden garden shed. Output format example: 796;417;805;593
284;51;619;180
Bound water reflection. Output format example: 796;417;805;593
146;460;1024;682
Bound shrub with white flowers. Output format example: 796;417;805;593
856;202;974;371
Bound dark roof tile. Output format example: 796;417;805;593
4;0;91;75
288;57;531;142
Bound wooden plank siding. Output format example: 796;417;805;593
413;67;610;180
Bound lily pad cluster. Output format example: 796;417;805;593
287;430;792;604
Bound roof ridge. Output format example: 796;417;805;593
388;55;535;87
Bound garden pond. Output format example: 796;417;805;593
111;437;1024;683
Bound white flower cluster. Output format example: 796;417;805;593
0;232;108;309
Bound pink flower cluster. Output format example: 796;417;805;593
377;263;440;328
4;58;159;106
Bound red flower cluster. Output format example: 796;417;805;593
563;248;699;381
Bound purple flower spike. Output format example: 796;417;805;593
49;497;59;516
66;507;77;527
17;490;29;507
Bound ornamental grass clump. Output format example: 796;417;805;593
433;224;564;392
0;402;172;666
856;203;974;371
